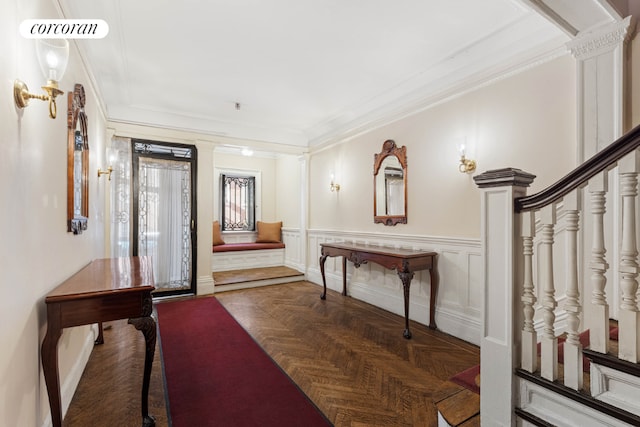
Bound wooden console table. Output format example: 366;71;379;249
42;257;156;427
319;243;438;339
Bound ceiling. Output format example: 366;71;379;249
57;1;627;149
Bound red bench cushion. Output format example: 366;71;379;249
213;242;285;253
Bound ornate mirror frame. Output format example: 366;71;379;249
373;139;407;226
67;83;89;234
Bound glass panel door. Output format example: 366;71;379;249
133;141;197;296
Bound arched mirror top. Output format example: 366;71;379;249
373;140;407;226
67;83;89;234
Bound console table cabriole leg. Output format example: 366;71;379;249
398;270;415;339
429;260;439;330
319;254;328;299
128;296;156;427
95;322;104;345
42;305;63;427
342;257;348;296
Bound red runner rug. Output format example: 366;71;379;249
156;297;332;426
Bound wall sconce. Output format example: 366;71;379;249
97;166;113;181
457;143;476;174
330;174;340;192
14;39;69;119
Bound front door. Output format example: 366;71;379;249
132;140;197;297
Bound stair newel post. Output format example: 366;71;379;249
521;210;537;373
539;204;558;382
588;173;610;354
562;191;584;390
618;151;640;363
474;168;536;427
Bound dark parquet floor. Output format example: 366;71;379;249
63;280;479;426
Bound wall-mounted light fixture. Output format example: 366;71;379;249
97;166;113;181
14;39;69;119
457;143;476;174
330;173;340;192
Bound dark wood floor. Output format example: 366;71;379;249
63;281;479;426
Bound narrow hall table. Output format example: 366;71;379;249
319;242;438;339
41;256;156;427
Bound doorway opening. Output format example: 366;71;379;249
132;139;197;297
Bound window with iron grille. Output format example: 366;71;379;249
221;174;255;231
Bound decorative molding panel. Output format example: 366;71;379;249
518;377;633;426
282;228;304;271
212;249;285;272
590;363;640;415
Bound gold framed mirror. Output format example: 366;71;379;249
67;83;89;234
373;139;407;226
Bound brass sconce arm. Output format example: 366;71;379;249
98;166;113;181
14;79;64;119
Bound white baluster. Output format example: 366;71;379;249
540;204;558;381
588;173;610;353
618;152;640;363
562;192;583;390
521;210;537;373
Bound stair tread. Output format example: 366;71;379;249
434;381;480;426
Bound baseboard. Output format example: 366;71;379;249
197;275;215;295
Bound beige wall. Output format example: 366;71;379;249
212;151;279;223
2;1;107;425
275;154;302;228
309;54;577;238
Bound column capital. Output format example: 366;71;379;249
473;168;536;189
567;16;634;60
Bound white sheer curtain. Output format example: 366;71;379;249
137;158;191;289
110;136;132;258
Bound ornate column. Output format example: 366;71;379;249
567;16;633;159
568;17;635;322
474;168;536;427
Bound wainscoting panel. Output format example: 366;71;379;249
282;228;303;271
306;229;482;346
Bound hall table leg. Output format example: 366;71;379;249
41;305;63;427
398;271;415;339
129;313;157;427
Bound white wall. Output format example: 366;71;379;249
2;1;107;425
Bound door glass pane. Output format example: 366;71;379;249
138;157;192;293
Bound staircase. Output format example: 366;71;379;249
471;124;640;426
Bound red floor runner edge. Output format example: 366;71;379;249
156;297;332;427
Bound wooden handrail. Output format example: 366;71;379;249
516;123;640;212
